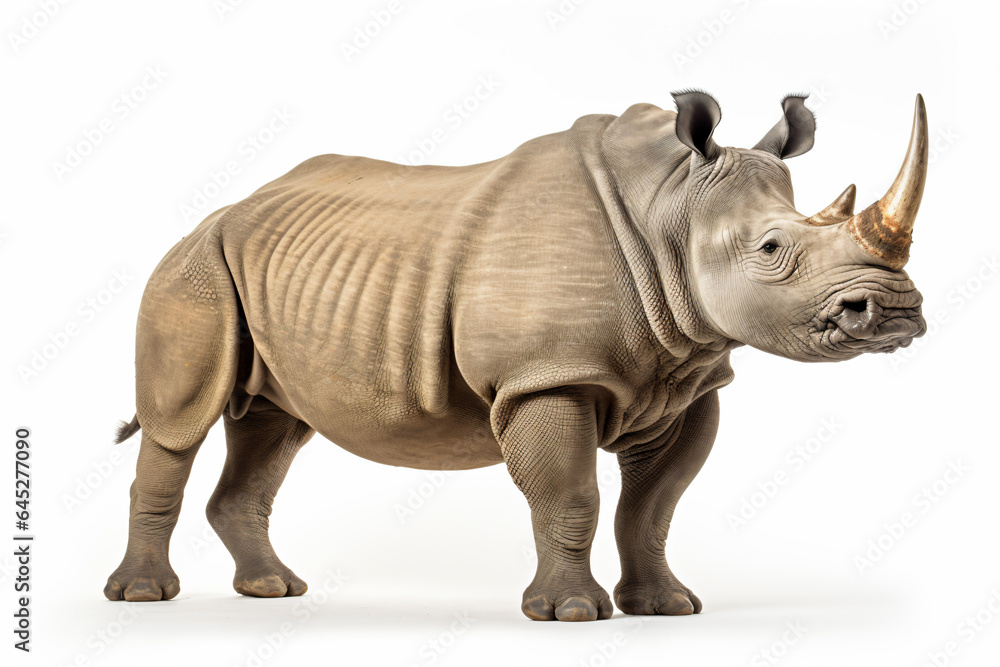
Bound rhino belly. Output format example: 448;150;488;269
229;183;502;470
252;349;502;470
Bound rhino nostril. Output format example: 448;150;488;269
828;295;880;341
843;299;868;313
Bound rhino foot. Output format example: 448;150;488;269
234;563;308;598
613;579;702;615
105;553;180;602
521;580;613;621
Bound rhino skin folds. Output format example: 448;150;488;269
105;91;928;621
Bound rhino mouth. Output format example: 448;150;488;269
813;284;926;355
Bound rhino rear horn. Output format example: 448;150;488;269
754;95;816;159
806;184;856;226
672;90;722;160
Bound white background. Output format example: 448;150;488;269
3;0;999;665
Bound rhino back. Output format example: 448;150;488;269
202;125;683;466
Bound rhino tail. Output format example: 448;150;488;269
114;414;140;444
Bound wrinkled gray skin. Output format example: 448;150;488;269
106;91;927;621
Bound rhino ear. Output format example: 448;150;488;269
671;90;722;160
754;95;816;159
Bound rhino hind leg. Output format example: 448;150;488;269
613;390;719;615
104;434;204;601
106;230;242;601
207;397;314;597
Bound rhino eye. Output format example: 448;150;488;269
761;242;778;254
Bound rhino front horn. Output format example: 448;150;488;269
845;94;929;269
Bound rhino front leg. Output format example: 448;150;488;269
494;388;613;622
614;390;719;615
207;398;314;597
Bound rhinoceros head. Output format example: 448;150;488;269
648;91;928;361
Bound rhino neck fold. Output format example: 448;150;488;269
572;115;727;358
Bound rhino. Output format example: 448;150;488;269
106;91;928;621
